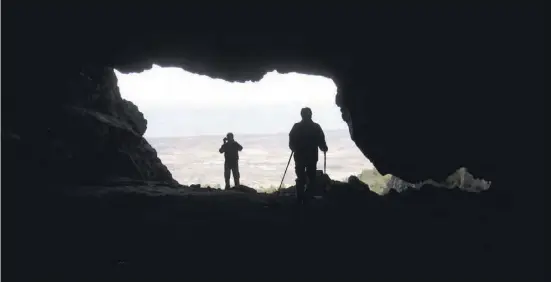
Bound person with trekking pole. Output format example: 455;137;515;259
287;107;328;205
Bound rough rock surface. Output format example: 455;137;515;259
386;168;492;193
3;67;176;187
13;181;520;280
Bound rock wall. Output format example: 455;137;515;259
386;168;492;193
3;67;177;188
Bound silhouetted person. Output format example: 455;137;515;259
289;107;328;204
219;132;243;189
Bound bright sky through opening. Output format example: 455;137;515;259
115;65;345;138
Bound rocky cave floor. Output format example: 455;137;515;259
11;179;538;281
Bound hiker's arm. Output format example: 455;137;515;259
289;124;297;152
219;144;225;153
318;125;328;152
236;142;243;151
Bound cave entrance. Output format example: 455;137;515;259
114;65;382;192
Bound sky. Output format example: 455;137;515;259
114;65;346;138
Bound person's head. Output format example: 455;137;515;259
300;107;313;120
226;132;234;141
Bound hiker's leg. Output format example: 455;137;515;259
294;162;306;203
233;161;240;187
224;162;231;189
305;161;318;199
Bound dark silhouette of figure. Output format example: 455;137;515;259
219;132;243;189
289;107;328;204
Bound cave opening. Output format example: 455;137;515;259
114;65;382;192
113;65;492;194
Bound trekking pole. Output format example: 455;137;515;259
278;151;294;192
324;151;327;174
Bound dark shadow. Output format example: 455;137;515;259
3;2;543;281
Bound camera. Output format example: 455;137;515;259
223;137;228;142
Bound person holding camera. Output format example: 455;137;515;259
219;132;243;189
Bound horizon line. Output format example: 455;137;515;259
145;128;350;139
